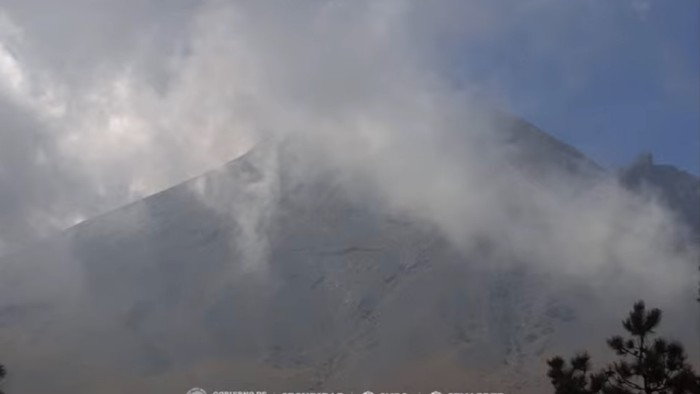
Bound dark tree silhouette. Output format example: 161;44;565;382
0;363;6;394
547;301;700;394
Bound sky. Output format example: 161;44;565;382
0;0;696;252
447;0;700;174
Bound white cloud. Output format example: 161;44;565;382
0;0;692;297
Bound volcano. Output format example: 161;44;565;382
0;115;697;394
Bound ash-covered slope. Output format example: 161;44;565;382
0;117;696;394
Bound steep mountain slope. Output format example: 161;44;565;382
491;113;604;179
0;117;696;393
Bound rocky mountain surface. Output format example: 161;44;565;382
0;116;697;393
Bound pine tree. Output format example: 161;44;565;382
546;301;700;394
